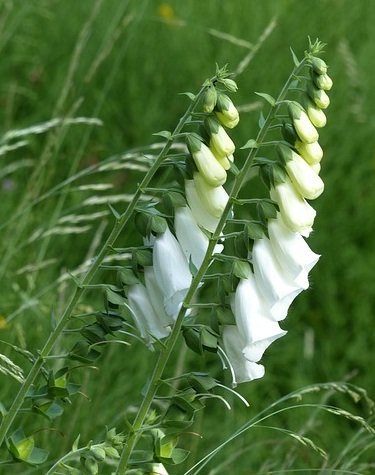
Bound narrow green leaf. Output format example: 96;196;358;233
258;111;266;128
290;47;300;67
179;92;196;101
255;92;276;106
233;260;251;279
247;222;265;240
106;288;127;306
150;215;167;234
152;130;172;140
108;203;120;220
240;139;258;150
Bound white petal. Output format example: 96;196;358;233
144;267;174;327
295;140;323;165
268;214;320;288
285;150;324;200
194;172;229;218
185;180;220;233
175;206;223;269
270;178;316;235
233;276;287;361
222;326;265;385
153;227;192;318
192;142;227;186
127;284;171;343
252;237;304;320
210;125;235;157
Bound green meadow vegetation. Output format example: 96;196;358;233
0;0;374;473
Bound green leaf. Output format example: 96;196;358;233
179;91;196;101
258;111;266;128
290;47;300;67
108;203;120;220
216;307;235;325
106;288;127;307
187;373;217;392
26;446;49;465
182;327;202;355
255;92;276;106
257;200;278;222
33;400;64;421
152;130;172;140
240;139;258;150
150;215;167;234
119;268;139;286
170;447;190;464
247;222;265;240
134;248;153;267
200;327;218;351
233;260;251;279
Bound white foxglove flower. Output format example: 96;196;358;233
206;117;235;157
294;140;323;165
314;73;333;91
311;57;328;75
127;283;171;345
153;227;192;318
194;172;229;218
187;136;226;187
175;206;223;269
308;85;330;109
311;162;321;174
284;149;324;200
144;267;174;327
222;325;265;385
185;179;220;233
252;237;304;320
233;276;287;362
270;177;316;237
215;93;240;128
149;463;170;475
268;214;320;289
288;102;319;144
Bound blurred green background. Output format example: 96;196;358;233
0;0;374;473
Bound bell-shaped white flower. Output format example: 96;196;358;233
194;172;229;218
270;177;316;237
294;140;323;165
222;325;265;385
233;276;287;362
175;206;223;269
215;93;240;128
150;463;170;475
144;266;174;327
308;86;330;110
285;149;324;200
153;227;192;318
127;283;171;345
268;214;320;289
252;237;304;320
288;102;319;144
187;136;227;187
185;179;220;233
311;162;321;174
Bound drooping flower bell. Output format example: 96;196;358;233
193;172;229;218
153;227;192;318
184;179;221;233
222;325;265;385
214;92;240;128
288;101;319;144
205;116;235;159
232;275;287;361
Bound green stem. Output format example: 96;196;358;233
115;56;308;474
0;82;209;448
46;447;88;475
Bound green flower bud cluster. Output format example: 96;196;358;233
186;81;240;231
273;56;333;236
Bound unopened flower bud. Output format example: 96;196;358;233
288;102;319;144
279;146;324;200
313;72;333;91
214;153;232;170
215;93;239;128
310;162;321;174
310;56;328;75
294;140;323;165
205;117;235;157
202;84;217;113
194;172;229;218
187;135;227;186
302;96;327;128
219;77;238;92
308;84;330;109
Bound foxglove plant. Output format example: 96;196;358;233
0;40;344;475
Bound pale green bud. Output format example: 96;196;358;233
215;93;239;128
214;153;233;170
288;102;319;144
313;72;333;91
219;77;238;92
294;140;323;165
205;117;235;157
202;85;217;113
187;135;227;186
90;446;106;462
194;172;229;218
308;84;330;109
310;56;328;75
303;96;327;128
284;149;324;200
